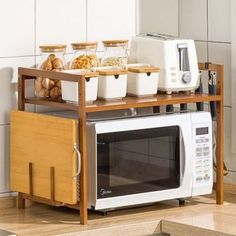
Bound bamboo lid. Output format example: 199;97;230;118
39;44;67;53
102;40;129;47
128;66;160;73
97;69;128;76
71;42;98;50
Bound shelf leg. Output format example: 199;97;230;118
78;78;88;225
216;100;224;204
17;192;25;209
216;64;224;205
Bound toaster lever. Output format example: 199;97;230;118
177;43;190;72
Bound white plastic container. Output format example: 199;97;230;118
97;69;128;100
127;66;160;97
61;69;98;103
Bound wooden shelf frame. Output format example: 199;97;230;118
16;63;224;225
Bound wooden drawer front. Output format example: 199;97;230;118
10;111;78;205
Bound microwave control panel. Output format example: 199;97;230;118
194;126;212;185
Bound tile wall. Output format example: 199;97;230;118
179;0;234;184
138;0;234;183
0;0;234;196
0;0;136;196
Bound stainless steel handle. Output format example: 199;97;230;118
73;144;81;180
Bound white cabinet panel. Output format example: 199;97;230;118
208;0;231;43
36;0;86;54
0;57;35;125
0;125;10;193
0;0;34;57
179;0;207;40
208;42;231;107
138;0;178;37
87;0;136;50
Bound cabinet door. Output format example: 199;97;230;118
10;111;78;205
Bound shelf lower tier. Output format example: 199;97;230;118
24;93;221;113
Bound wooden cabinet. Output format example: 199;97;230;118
10;64;224;225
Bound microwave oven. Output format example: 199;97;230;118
86;111;213;211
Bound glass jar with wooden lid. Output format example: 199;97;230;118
70;42;100;69
101;40;129;68
35;44;67;99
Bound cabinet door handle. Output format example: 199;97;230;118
73;144;81;179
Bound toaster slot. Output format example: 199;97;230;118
178;44;190;72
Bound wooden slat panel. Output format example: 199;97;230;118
10;111;78;205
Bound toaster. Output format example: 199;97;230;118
129;33;199;94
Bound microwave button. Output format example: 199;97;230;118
196;139;201;144
196;165;202;170
170;67;177;71
196;177;203;182
196;152;202;157
203;152;209;156
196;147;202;152
203;159;210;164
204;174;210;181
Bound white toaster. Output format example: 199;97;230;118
129;33;200;94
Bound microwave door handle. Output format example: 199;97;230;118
180;135;186;179
73;144;81;180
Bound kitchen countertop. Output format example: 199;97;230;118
1;192;236;236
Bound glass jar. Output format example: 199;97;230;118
101;40;129;68
35;44;67;99
70;42;99;69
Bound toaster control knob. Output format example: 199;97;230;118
182;72;191;84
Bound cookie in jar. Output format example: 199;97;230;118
69;42;100;70
35;44;67;99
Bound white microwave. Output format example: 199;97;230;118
86;111;213;211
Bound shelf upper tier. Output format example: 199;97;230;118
24;93;221;113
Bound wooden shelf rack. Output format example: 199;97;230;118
14;62;224;225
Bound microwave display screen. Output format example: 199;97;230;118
97;126;180;199
196;127;209;136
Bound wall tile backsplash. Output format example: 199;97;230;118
181;0;234;182
0;0;34;57
0;0;234;195
0;57;34;125
138;0;178;37
0;0;137;195
87;0;136;50
179;0;208;41
35;0;87;54
0;126;10;193
208;43;231;107
208;0;231;43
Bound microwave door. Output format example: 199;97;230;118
96;126;181;200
